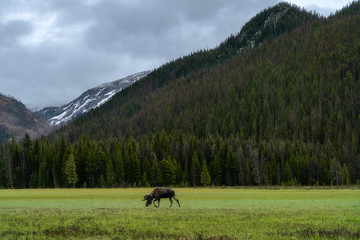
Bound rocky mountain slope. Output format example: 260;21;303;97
36;71;150;126
0;94;51;143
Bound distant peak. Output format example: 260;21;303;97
96;70;151;89
0;94;51;143
36;70;151;127
232;1;317;52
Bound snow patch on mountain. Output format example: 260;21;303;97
264;3;291;29
36;71;150;127
96;90;116;108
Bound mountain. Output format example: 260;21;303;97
52;2;318;140
234;2;319;50
47;1;359;186
0;94;51;143
36;71;150;127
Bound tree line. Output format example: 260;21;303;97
0;131;356;189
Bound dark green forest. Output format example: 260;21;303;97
0;2;360;188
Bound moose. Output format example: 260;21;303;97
143;187;180;208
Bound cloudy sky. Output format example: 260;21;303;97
0;0;352;110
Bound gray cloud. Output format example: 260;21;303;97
0;0;349;110
0;20;32;47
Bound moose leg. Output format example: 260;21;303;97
153;199;159;208
173;196;180;207
169;197;173;207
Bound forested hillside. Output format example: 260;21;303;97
1;2;360;188
56;2;318;141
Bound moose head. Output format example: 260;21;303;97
142;194;153;207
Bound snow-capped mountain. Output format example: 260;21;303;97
36;71;150;127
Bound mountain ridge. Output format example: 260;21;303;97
36;71;150;126
0;93;51;143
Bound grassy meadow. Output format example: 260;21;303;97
0;187;359;239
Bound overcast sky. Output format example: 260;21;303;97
0;0;352;110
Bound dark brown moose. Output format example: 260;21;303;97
143;187;180;208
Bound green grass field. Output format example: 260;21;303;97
0;188;359;239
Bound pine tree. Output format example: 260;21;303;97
142;157;151;186
131;153;141;186
226;147;237;186
0;146;8;188
99;175;106;188
21;133;32;188
64;151;78;188
283;161;292;185
190;151;201;186
38;155;48;188
57;134;67;187
211;153;222;186
113;145;124;185
330;158;342;185
341;164;351;185
105;158;115;187
142;172;149;187
200;164;211;186
150;160;162;186
243;158;251;186
160;157;176;186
